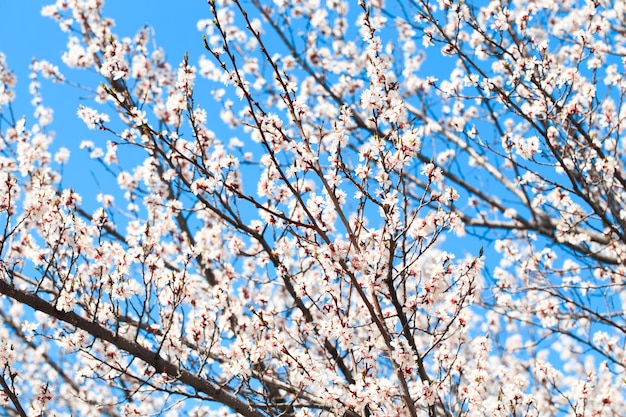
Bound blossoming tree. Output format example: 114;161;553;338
0;0;624;415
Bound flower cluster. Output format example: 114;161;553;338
0;0;624;415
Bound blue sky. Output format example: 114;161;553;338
0;1;209;73
0;0;212;123
0;1;214;203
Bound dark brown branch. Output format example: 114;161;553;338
0;278;267;417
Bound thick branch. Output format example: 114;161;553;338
0;278;266;417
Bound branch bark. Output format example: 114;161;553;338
0;278;267;417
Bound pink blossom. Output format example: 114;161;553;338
77;105;110;129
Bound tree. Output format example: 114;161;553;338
0;0;624;415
